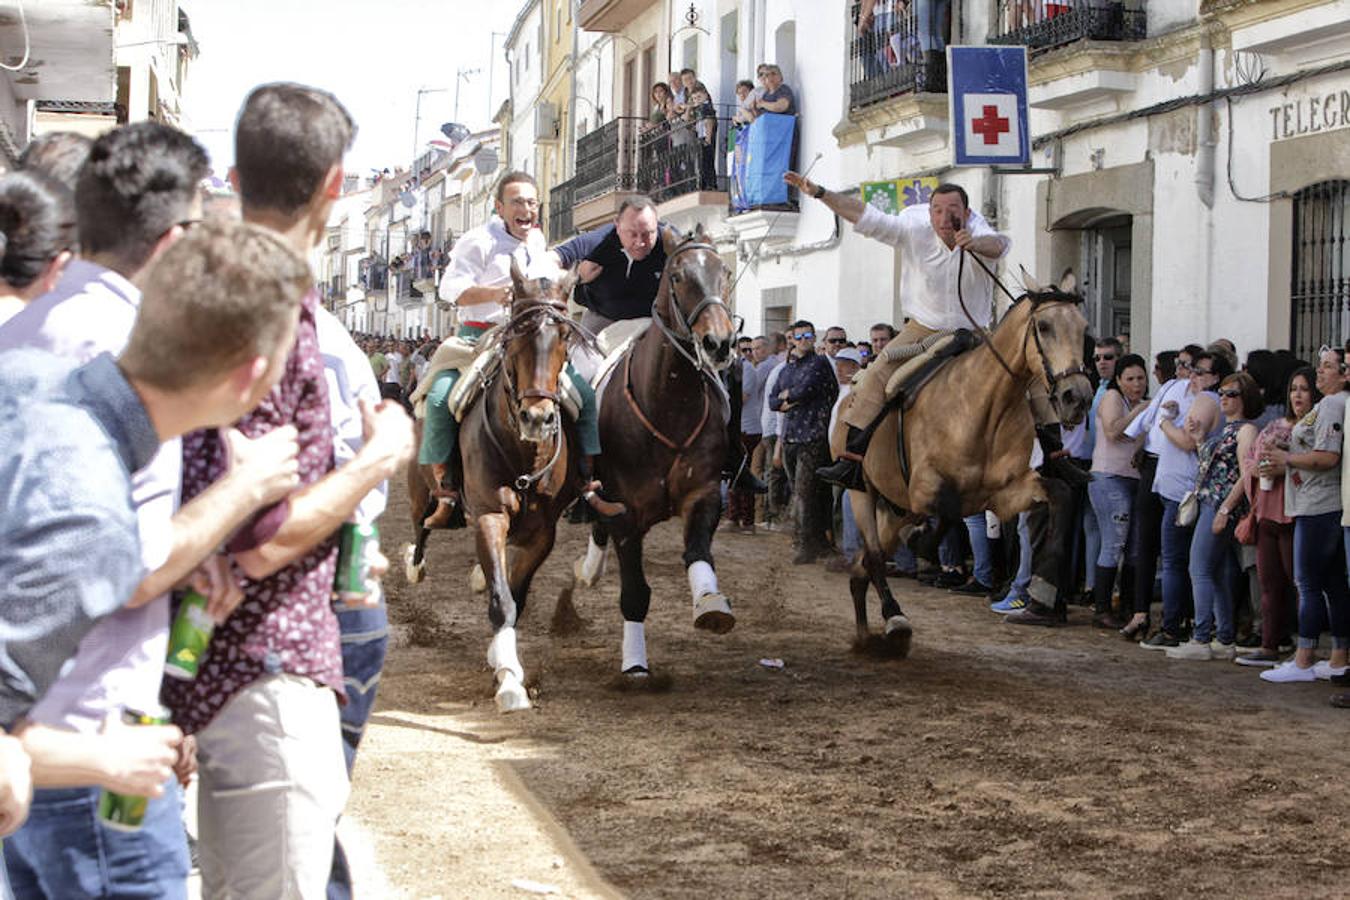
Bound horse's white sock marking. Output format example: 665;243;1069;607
622;621;648;672
487;627;524;682
582;536;605;581
687;560;718;603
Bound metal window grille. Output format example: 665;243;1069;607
848;1;947;110
1290;180;1350;362
548;176;577;242
989;1;1146;53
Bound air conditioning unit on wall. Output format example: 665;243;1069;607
534;101;559;142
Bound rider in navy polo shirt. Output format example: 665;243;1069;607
551;195;765;494
552;195;670;333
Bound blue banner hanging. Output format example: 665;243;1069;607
947;45;1030;167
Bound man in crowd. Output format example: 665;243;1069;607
165;83;415;899
226;81;402;899
822;326;849;371
0;122;308;896
869;322;896;362
784;171;1010;489
755;64;797;115
771;320;839;563
0;219;310;897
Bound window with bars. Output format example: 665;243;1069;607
1290;180;1350;362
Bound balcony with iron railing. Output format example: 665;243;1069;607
549;176;578;242
849;1;948;111
989;1;1146;53
571;112;732;229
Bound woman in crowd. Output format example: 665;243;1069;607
1167;372;1263;660
1261;349;1350;682
1088;353;1148;633
1236;366;1315;667
646;82;674;132
0;172;73;327
1142;349;1229;649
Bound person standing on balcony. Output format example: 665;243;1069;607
783;173;1010;490
755;65;797;115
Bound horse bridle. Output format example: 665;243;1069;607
1022;298;1092;395
650;241;741;374
484;297;583;493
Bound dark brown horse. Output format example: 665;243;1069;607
573;226;739;678
452;261;583;711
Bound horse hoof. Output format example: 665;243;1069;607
572;556;604;587
469;564;486;593
693;593;736;634
494;671;532;713
884;615;913;658
403;544;426;584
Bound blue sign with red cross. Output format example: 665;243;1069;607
947;45;1030;167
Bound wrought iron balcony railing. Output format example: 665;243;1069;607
574;118;640;204
989;1;1146;53
572;114;732;209
549;177;578;242
849;1;949;110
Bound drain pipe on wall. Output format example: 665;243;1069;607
1196;38;1217;339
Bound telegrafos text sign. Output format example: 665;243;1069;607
1268;87;1350;141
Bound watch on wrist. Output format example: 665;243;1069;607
811;183;826;200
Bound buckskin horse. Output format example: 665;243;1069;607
573;225;739;679
837;271;1093;653
454;260;584;711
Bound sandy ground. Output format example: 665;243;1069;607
352;488;1350;899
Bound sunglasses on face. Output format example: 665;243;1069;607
826;337;847;345
1192;368;1214;376
1175;360;1193;371
1094;354;1116;362
793;332;815;341
1218;388;1241;398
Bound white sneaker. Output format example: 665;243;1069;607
1312;660;1349;680
1165;640;1214;661
1208;641;1236;661
1259;660;1317;683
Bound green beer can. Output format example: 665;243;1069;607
164;589;214;680
98;706;170;831
334;522;379;604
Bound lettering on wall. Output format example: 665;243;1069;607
1268;89;1350;141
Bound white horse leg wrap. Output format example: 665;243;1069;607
622;621;648;673
583;537;605;578
687;560;718;603
487;628;523;682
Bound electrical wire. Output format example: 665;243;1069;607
0;0;30;72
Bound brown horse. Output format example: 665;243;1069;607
838;279;1093;652
451;260;582;711
573;225;739;678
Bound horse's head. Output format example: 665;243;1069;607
1020;270;1094;425
658;223;737;370
502;257;580;443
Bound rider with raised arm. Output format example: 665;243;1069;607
551;195;766;495
413;171;604;527
782;172;1011;489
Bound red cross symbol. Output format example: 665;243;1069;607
971;104;1010;145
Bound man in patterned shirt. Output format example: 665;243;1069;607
166;84;415;899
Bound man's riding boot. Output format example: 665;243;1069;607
816;424;869;490
423;456;466;530
725;447;768;494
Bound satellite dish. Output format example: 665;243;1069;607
399;191;416;209
440;122;471;145
473;147;499;175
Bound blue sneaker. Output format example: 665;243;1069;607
990;595;1027;614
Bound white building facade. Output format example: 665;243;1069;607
569;0;1350;365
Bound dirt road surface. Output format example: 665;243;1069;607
348;491;1349;898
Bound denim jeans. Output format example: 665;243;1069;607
963;514;994;587
328;600;390;900
1293;512;1350;649
1088;473;1135;568
1081;485;1101;589
1188;499;1239;644
3;779;189;899
1001;512;1033;602
1159;496;1195;634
